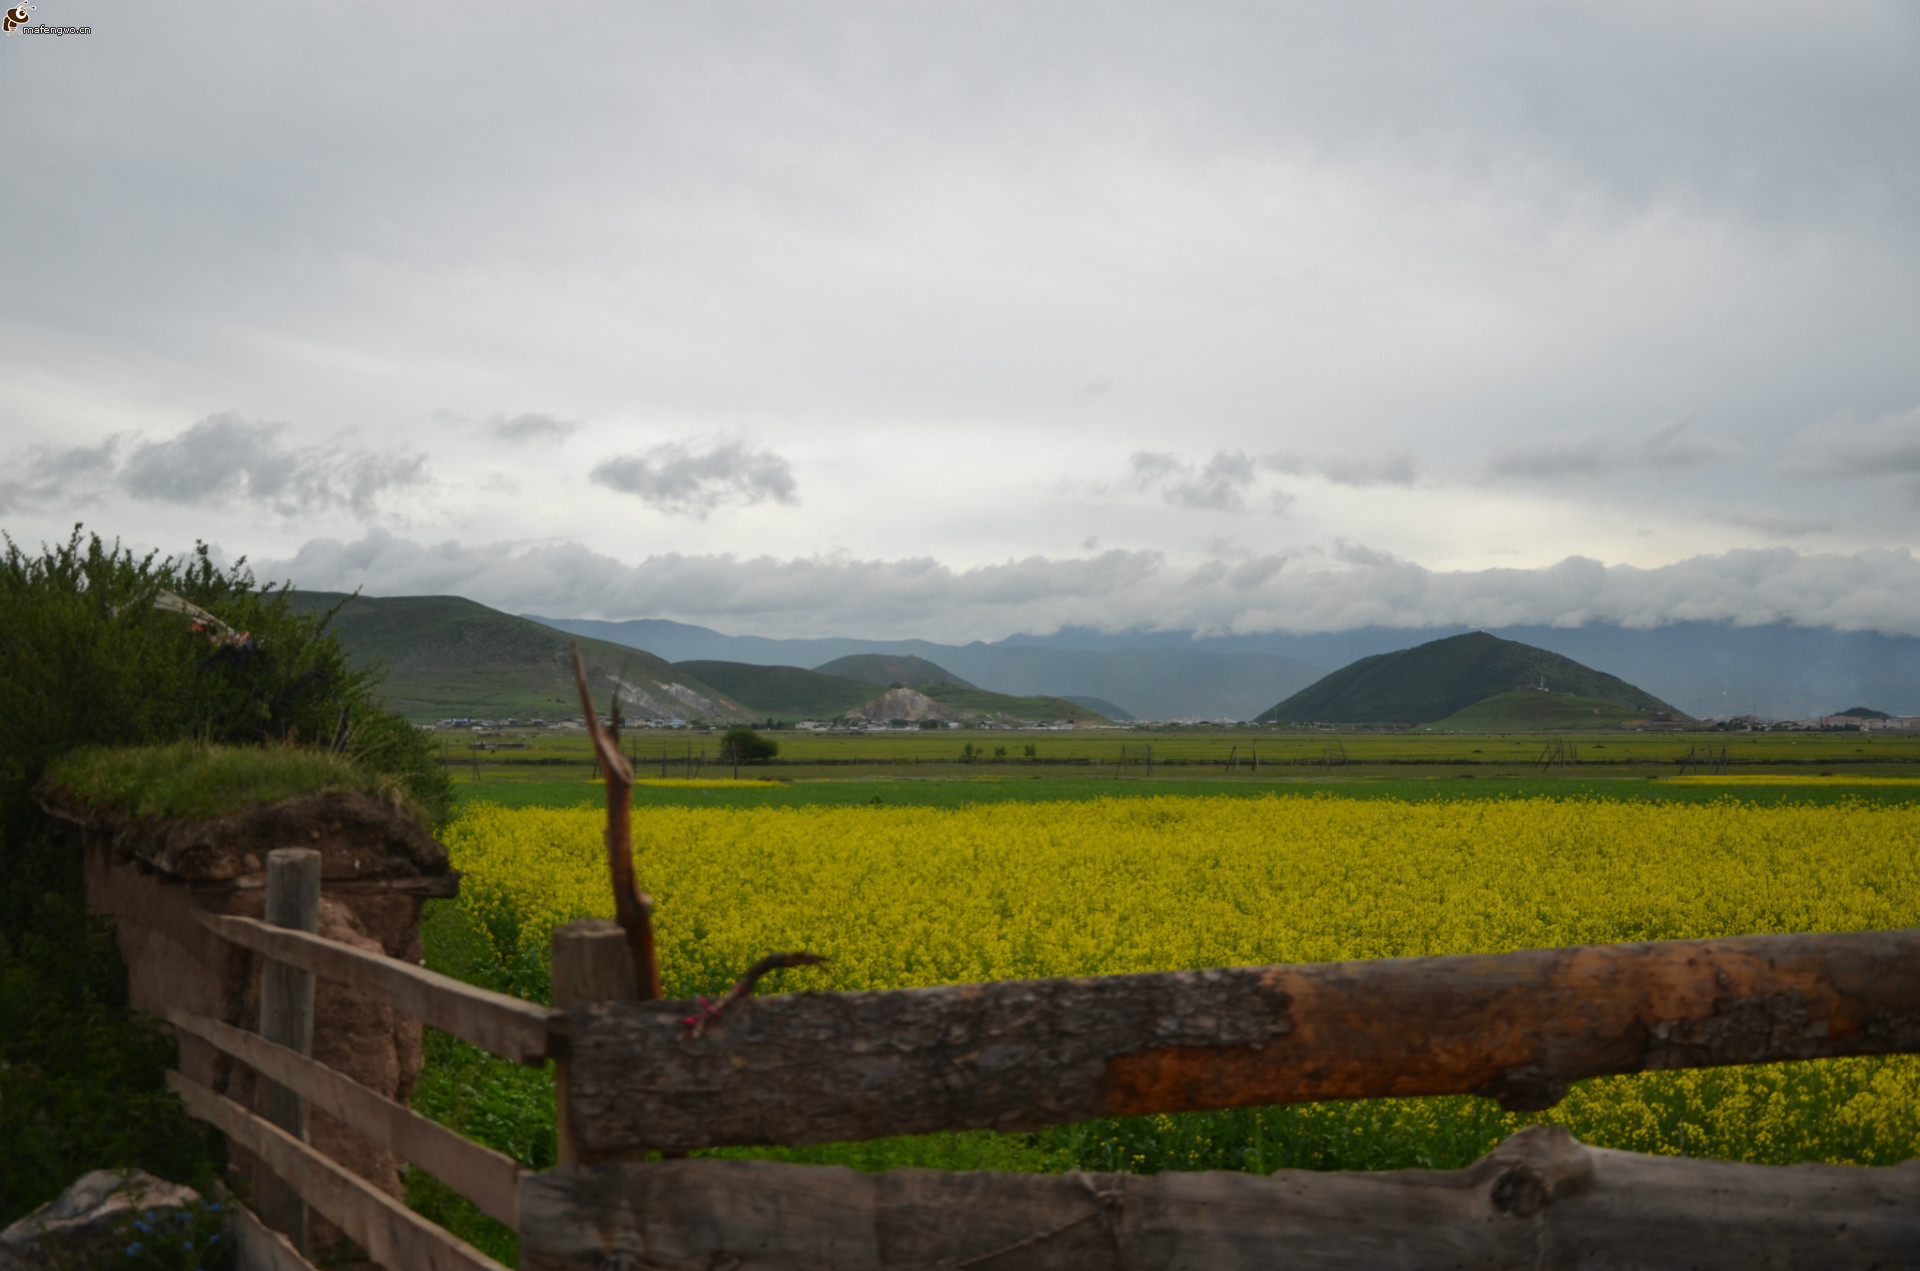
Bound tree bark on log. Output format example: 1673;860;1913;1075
564;927;1920;1156
518;1125;1920;1271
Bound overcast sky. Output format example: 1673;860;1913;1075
4;1;1918;639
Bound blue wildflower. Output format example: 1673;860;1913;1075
124;1242;145;1257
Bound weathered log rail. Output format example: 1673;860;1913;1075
520;1129;1920;1271
562;925;1920;1156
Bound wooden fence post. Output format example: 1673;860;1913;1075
551;920;641;1167
259;847;321;1252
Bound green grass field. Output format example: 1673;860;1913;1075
438;724;1920;786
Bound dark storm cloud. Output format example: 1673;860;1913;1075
590;441;798;516
0;415;425;518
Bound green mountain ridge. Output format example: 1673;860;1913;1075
672;661;879;722
1258;632;1684;726
811;653;975;689
918;683;1109;724
284;592;753;723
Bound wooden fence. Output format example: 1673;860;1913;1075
168;850;1920;1270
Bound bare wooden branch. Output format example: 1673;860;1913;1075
168;1070;510;1271
569;643;662;999
167;1007;522;1228
564;926;1920;1155
195;909;561;1065
518;1126;1920;1271
681;951;829;1039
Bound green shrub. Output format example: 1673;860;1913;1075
0;525;452;1225
717;727;778;764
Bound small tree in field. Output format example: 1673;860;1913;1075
719;727;778;773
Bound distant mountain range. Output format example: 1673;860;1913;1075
526;615;1920;720
1258;632;1684;726
287;592;1113;725
528;616;1323;721
292;591;1920;724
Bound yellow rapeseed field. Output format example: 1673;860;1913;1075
441;793;1920;1167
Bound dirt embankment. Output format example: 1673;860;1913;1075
38;783;460;1256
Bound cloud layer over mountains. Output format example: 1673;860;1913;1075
268;531;1920;643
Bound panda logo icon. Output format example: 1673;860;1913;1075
2;6;33;32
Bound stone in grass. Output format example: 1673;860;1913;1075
0;1168;203;1270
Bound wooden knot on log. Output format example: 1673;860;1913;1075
1479;1124;1595;1219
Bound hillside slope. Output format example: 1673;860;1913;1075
812;654;974;689
1063;695;1136;722
1432;690;1665;731
673;661;877;721
285;592;751;723
918;683;1110;724
1257;632;1683;725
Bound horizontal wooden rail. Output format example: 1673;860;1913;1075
195;910;561;1065
168;1070;509;1271
519;1126;1920;1271
564;926;1920;1155
166;1007;522;1228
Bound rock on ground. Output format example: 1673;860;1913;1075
0;1169;202;1270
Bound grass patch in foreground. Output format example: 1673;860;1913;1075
43;741;420;823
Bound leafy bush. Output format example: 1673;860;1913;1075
0;525;452;1225
717;727;778;764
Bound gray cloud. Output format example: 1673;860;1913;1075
1488;418;1723;480
1122;448;1412;511
264;532;1920;642
1128;450;1280;512
0;437;120;513
1706;511;1834;539
1261;452;1418;487
590;441;798;516
0;414;425;518
488;413;580;444
1778;406;1920;480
